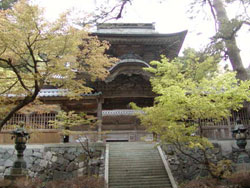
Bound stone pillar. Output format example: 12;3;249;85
4;126;30;185
97;97;103;142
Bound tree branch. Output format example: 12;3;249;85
243;20;250;26
0;57;10;64
82;0;131;26
207;0;218;32
29;22;42;47
0;47;7;56
172;140;203;164
115;0;131;19
6;59;31;93
0;80;18;95
0;87;40;131
26;42;43;90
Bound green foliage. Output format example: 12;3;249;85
0;0;115;129
0;0;17;10
50;111;96;135
132;48;250;152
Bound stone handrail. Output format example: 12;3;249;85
104;144;109;188
157;145;178;188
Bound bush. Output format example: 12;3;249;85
180;178;224;188
0;176;104;188
228;171;250;188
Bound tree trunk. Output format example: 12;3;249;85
212;0;249;81
0;92;39;131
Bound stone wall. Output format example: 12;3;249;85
0;143;105;181
162;140;250;184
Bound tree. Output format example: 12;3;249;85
81;0;131;26
0;0;17;10
0;0;114;130
131;49;250;178
202;0;250;81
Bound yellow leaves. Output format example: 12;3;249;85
0;0;115;126
18;103;61;114
209;160;233;179
0;0;113;92
189;142;204;149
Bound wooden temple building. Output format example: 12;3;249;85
2;23;249;143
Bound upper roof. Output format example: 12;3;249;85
93;23;187;58
95;23;158;34
94;23;187;38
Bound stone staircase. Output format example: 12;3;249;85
108;142;174;188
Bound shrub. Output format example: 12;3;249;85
228;171;250;188
0;176;104;188
180;178;223;188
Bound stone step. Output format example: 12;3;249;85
111;155;160;158
110;147;156;151
111;159;163;162
110;153;160;155
110;154;160;156
110;151;156;153
109;181;172;187
108;142;172;188
110;152;158;155
110;173;169;179
110;159;160;161
110;161;164;164
109;166;166;170
110;151;157;153
109;185;172;188
109;172;167;177
109;165;165;169
110;152;158;154
109;175;168;180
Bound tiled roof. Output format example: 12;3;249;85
38;89;102;97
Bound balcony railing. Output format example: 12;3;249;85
102;109;144;116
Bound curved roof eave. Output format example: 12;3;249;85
93;30;188;38
109;59;150;73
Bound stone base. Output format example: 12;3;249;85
10;168;27;176
2;174;28;188
4;174;27;181
0;179;12;188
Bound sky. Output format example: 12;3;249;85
33;0;250;68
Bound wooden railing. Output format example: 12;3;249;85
2;108;249;140
199;108;249;139
2;113;57;131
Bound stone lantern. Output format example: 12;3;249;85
5;123;30;180
232;119;250;167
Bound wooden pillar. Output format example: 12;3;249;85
97;97;103;142
226;117;232;139
25;114;30;128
